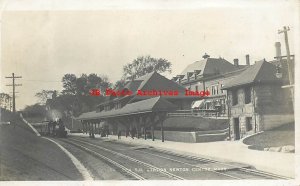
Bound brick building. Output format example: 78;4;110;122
172;54;249;116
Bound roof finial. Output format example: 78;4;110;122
202;53;210;59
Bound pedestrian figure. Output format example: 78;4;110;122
48;121;52;135
106;128;109;137
52;121;57;136
131;128;136;139
118;131;121;139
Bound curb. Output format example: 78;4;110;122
19;113;41;136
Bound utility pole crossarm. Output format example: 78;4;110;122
5;73;22;113
6;84;22;86
5;76;22;78
278;26;290;34
278;26;294;110
278;26;293;85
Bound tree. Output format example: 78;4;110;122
62;74;77;95
113;79;126;90
86;74;111;95
62;73;112;96
76;74;88;96
35;90;58;104
22;104;47;118
122;55;172;80
0;93;11;110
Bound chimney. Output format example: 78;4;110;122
202;53;210;59
233;58;239;66
246;54;250;66
275;42;281;58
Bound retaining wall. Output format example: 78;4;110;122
153;129;228;143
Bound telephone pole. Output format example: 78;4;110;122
5;73;22;113
278;26;294;108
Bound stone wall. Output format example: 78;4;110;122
254;85;293;115
228;84;294;140
153;129;228;143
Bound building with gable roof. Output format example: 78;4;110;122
76;71;199;140
222;59;294;140
76;42;294;142
172;54;249;116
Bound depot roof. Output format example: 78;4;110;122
96;71;188;107
77;96;178;121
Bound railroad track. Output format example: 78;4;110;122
60;137;290;180
59;138;185;180
147;147;291;180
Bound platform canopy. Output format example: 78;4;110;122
76;96;178;121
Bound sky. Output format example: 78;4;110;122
0;0;299;110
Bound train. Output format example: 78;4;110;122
44;119;68;138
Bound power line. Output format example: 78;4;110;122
22;79;61;82
5;73;22;113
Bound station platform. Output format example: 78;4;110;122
69;132;294;178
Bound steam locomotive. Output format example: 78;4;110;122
46;119;67;138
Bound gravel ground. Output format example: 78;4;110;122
0;118;82;181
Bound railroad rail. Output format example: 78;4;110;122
146;145;291;180
58;137;290;180
59;138;185;180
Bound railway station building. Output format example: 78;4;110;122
77;43;294;142
76;71;199;141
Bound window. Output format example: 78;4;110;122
221;84;224;94
232;90;238;106
206;87;210;93
246;117;253;131
244;87;251;104
211;85;218;95
195;85;198;92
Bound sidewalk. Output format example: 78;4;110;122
69;133;295;178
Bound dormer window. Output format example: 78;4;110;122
194;70;201;79
176;75;185;84
187;72;193;82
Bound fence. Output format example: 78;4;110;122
167;109;227;119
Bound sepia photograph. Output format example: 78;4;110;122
0;0;299;185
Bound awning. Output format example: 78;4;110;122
191;100;205;109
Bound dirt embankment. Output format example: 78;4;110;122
0;113;82;180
